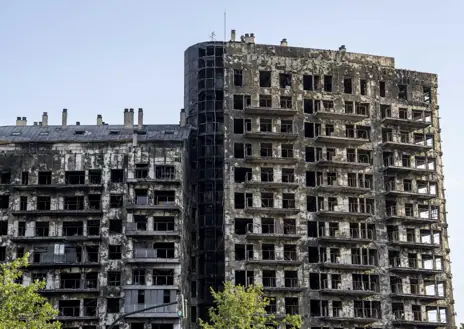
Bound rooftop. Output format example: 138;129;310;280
0;124;191;143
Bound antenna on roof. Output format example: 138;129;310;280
210;31;216;41
224;11;226;42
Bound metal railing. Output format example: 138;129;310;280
353;280;380;292
350;228;374;240
325;254;376;266
354;307;380;319
284;278;299;288
133;248;175;259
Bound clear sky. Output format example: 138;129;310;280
1;0;463;323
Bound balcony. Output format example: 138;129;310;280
127;248;178;264
125;222;180;237
246;251;302;266
244;106;297;117
389;257;443;275
315;309;380;323
384;182;437;200
244;175;299;190
390;284;445;301
392;310;448;327
314;131;370;146
12;208;103;216
126;177;181;185
11;183;103;191
381;115;432;130
315;155;371;170
381;134;433;152
316;204;374;220
244;156;298;165
10;234;101;243
320;280;379;296
29;254;99;268
317;228;375;245
245;223;300;241
320;254;377;270
39;279;99;294
243;131;298;141
388;231;440;249
244;205;300;216
384;207;439;224
382;157;436;175
312;107;368;121
315;180;371;194
263;278;303;292
125;198;181;212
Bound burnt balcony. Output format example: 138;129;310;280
315;309;380;323
244;106;297;117
317;228;375;245
381;115;432;129
315;154;372;170
28;253;100;268
388;231;440;249
315;178;372;194
317;204;374;220
244;203;300;216
320;254;377;270
245;223;300;241
390;283;446;301
392;310;448;327
125;222;180;238
384;182;437;200
244;173;299;190
125;196;181;212
243;131;298;141
384;207;439;224
246;251;302;266
39;279;99;294
314;129;370;146
127;245;178;264
11;182;103;191
389;257;443;275
244;156;298;165
320;280;380;296
381;133;433;151
382;157;436;175
312;106;368;121
12;208;103;216
263;278;304;292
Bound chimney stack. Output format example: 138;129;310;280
42;112;48;127
123;108;130;129
280;38;288;47
250;33;255;43
39;122;42;126
62;109;68;130
76;121;80;126
180;108;186;128
231;29;236;42
33;122;38;126
129;109;134;128
138;108;144;130
16;117;27;126
97;114;103;126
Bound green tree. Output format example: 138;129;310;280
0;253;61;329
200;281;303;329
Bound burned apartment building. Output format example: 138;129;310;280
0;109;191;329
184;31;455;329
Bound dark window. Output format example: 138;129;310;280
344;77;352;93
110;195;123;208
303;75;313;91
109;220;122;233
110;169;124;183
38;171;52;185
109;245;122;259
234;69;243;86
379;81;386;97
89;169;102;184
107;271;121;286
259;71;271;87
107;298;120;313
324;75;332;92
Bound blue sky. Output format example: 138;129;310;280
1;0;463;323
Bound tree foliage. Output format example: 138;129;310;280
0;253;61;329
200;281;303;329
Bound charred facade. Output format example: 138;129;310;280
0;109;191;329
185;32;455;329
